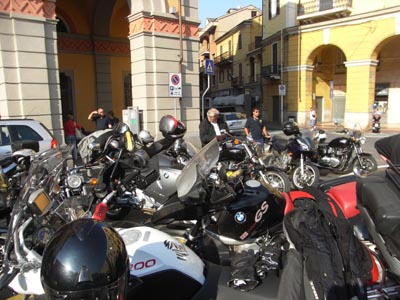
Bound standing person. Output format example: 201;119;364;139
107;110;120;129
63;114;80;162
310;107;317;130
199;108;230;146
87;107;109;130
244;107;270;153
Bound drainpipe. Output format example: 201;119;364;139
178;0;183;120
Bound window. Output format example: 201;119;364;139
238;34;242;50
0;126;10;146
9;125;43;142
269;0;280;19
272;43;279;73
124;73;132;108
219;69;224;83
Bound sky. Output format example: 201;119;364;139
198;0;262;28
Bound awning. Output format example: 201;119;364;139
212;94;245;106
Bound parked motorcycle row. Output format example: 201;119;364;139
0;116;398;300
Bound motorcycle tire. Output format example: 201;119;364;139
261;169;291;193
291;163;320;190
352;154;378;178
0;229;6;274
106;206;131;220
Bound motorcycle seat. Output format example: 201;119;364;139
326;181;359;219
356;171;400;237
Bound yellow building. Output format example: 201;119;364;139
199;6;262;118
262;0;400;129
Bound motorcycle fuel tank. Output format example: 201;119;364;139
328;137;352;149
209;180;285;243
145;153;183;201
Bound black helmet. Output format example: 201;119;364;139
159;115;186;138
283;121;300;136
41;219;129;300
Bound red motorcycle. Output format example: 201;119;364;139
280;171;400;299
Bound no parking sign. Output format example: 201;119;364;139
169;73;182;97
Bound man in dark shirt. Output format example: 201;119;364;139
87;107;109;130
244;107;270;153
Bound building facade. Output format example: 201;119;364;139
199;6;262;118
0;0;200;142
262;0;400;129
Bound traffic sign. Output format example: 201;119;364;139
279;84;286;96
169;73;182;97
205;59;214;75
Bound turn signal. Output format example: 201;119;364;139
89;178;98;185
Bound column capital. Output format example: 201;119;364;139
344;59;379;67
0;0;55;19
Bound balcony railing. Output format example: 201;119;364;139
298;0;352;19
261;64;281;79
214;51;233;65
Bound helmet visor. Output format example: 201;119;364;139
43;271;128;300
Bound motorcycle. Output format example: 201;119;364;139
150;138;287;266
219;135;291;193
265;121;320;190
372;112;381;133
313;125;378;177
0;145;105;296
284;169;400;299
0;144;282;300
79;117;197;220
0;141;39;216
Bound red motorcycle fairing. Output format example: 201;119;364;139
282;181;360;219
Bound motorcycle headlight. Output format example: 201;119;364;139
359;137;366;144
67;174;83;189
298;140;310;151
28;188;52;216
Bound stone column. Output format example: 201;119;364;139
127;0;200;135
0;0;63;141
344;59;378;129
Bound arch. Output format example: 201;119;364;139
93;0;116;36
371;33;400;60
55;7;77;33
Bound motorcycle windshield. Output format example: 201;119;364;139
176;138;219;198
15;145;72;213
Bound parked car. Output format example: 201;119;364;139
0;119;58;160
219;112;247;136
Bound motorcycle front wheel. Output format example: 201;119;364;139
261;169;291;193
291;163;320;190
352;154;378;178
106;206;131;220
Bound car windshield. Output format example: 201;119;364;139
176;138;219;198
224;113;246;121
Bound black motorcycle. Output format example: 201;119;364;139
151;138;287;266
218;135;291;193
265;121;320;190
313;126;377;177
79;117;192;220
